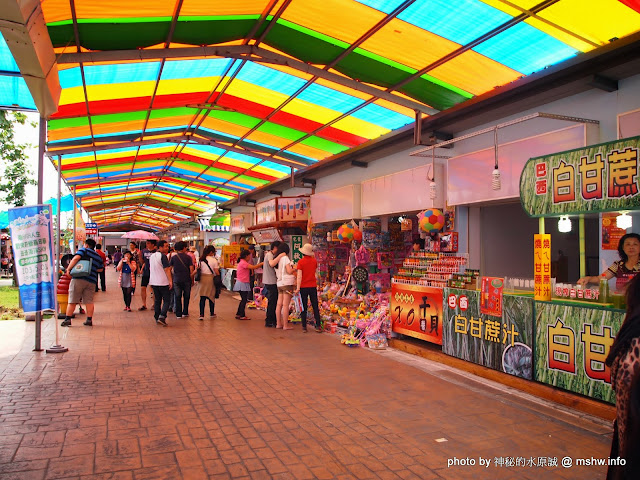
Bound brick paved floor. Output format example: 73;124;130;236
0;269;614;479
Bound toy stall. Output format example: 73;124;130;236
390;208;468;345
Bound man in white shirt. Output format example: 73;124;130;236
149;240;173;326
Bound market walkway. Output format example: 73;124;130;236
0;268;613;480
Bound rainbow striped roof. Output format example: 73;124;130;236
44;0;640;230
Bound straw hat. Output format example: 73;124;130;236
300;243;314;256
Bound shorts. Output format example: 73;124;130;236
141;273;150;287
277;284;295;295
69;278;96;304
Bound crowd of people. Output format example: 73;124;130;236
60;239;322;333
43;235;640;477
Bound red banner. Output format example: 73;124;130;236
602;213;626;250
480;277;504;317
391;284;443;344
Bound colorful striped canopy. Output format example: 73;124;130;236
0;32;36;111
43;0;640;230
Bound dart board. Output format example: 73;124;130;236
352;266;369;283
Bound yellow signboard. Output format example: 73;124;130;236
534;234;551;301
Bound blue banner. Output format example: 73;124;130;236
8;205;56;314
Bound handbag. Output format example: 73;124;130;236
292;291;303;314
70;250;93;278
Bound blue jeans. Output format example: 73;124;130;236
174;281;192;317
152;285;171;320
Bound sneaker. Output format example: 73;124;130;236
157;317;167;326
182;313;189;317
127;307;132;312
198;316;204;321
83;320;92;326
61;319;71;327
302;328;308;333
138;306;147;311
315;328;323;333
123;307;128;311
211;314;217;318
175;316;183;319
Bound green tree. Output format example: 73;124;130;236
0;110;36;206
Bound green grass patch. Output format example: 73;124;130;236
0;286;22;320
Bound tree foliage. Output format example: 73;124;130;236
0;110;36;206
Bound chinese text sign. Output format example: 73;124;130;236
8;205;56;314
534;234;551;301
520;136;640;217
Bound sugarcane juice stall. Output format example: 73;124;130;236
442;137;640;404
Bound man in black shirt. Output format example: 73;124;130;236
169;241;194;318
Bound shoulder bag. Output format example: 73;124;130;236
175;253;194;284
70;250;93;278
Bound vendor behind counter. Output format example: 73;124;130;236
578;233;640;293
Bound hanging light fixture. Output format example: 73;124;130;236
492;127;501;190
429;147;437;199
558;216;572;233
617;212;633;230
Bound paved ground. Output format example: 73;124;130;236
0;268;615;479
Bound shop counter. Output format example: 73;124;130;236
443;288;535;380
442;287;625;403
534;299;624;404
390;283;443;345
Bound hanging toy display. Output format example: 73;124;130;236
337;222;362;243
418;208;445;234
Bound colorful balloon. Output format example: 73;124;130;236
337;223;361;243
418;209;445;234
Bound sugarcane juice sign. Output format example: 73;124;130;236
520;135;640;216
443;288;534;379
390;284;443;344
8;205;56;314
534;234;551;301
535;302;623;403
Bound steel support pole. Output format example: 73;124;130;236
33;117;46;351
579;215;586;278
72;186;77;251
47;158;67;353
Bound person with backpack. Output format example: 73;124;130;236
61;238;104;327
169;241;194;319
197;245;220;321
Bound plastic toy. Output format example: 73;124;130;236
418;208;445;234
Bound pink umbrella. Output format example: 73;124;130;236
120;230;159;240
